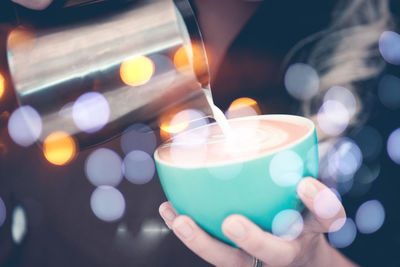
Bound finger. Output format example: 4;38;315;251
159;201;178;229
297;178;346;233
12;0;53;10
222;215;300;266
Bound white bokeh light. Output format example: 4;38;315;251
8;106;42;147
269;150;304;187
387;128;400;165
328;138;363;181
355;200;385;234
85;148;123;187
328;218;357;248
379;31;400;65
121;124;156;155
317;100;350;136
284;63;320;100
171;109;209;138
272;209;304;241
313;188;342;219
324;86;357;117
90;186;125;222
72;92;110;133
123;150;155;185
12;206;27;244
378;74;400;110
150;54;177;88
0;197;6;227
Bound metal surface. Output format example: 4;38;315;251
7;0;211;149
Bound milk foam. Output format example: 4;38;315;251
156;116;310;167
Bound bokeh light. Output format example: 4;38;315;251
123;150;155;185
7;27;36;53
313;188;342;219
379;31;400;65
327;138;362;181
8;106;42;147
85;148;123;187
160;110;190;134
0;73;5;100
284;63;320;100
150;54;176;88
317;100;350;136
90;186;125;222
328;218;357;248
121;124;157;155
272;209;304;241
269;150;304;187
226;97;261;119
0;197;6;227
120;56;155;86
43;131;77;166
355;200;385;234
173;43;208;76
378;74;400;110
72;92;110;134
387;128;400;165
324;86;357;117
353;126;383;162
11;206;27;244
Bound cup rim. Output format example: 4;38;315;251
154;114;316;168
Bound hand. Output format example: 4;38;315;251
11;0;53;10
159;178;358;267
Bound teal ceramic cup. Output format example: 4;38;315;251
154;114;318;245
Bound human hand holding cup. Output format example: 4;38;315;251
156;115;350;266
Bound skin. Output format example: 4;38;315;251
14;1;358;266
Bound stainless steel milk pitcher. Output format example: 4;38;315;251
7;0;211;149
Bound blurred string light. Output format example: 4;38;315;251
90;186;125;222
284;63;320;100
225;97;261;119
43;131;77;166
387;128;400;165
121;124;157;156
355;200;385;234
11;206;27;244
353;126;383;162
271;209;304;241
328;218;357;248
72;92;110;134
269;150;304;187
173;43;209;76
123;150;155;185
379;31;400;65
120;56;155;86
0;197;6;227
324;86;357;117
8;106;42;147
85;148;123;187
378;74;400;110
0;73;5;100
317;100;350;136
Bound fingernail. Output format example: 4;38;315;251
174;220;193;240
224;219;247;240
298;180;318;199
160;207;176;222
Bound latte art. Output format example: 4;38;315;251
157;116;310;167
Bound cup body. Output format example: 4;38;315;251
155;114;319;245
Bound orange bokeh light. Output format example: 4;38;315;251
43;131;77;166
159;110;192;140
227;97;261;117
0;73;5;100
173;43;209;81
7;27;36;52
120;56;155;86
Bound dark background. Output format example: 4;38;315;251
1;0;400;266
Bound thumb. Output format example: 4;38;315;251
297;178;346;233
